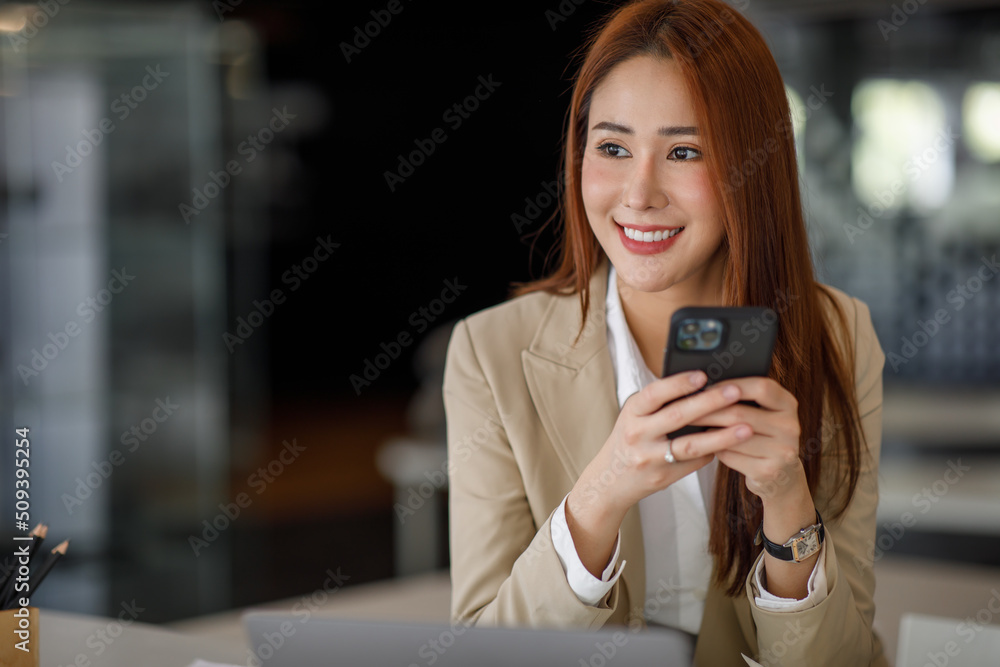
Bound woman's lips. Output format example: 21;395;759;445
616;222;684;255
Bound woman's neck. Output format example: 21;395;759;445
616;253;727;375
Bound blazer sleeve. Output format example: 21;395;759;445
743;296;890;667
443;318;622;629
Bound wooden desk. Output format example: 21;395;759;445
169;559;1000;667
34;559;996;667
38;609;248;666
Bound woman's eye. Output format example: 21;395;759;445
597;142;631;158
669;146;702;161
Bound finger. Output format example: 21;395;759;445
661;451;715;476
716;449;801;500
670;423;753;461
720;377;797;412
689;403;780;435
715;449;792;484
649;382;743;436
715;448;762;467
627;370;709;416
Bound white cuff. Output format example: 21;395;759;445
550;495;625;606
752;540;828;611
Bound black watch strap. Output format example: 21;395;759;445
754;509;825;562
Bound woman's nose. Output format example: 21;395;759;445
621;157;669;210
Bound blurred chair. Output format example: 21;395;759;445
895;612;1000;667
376;321;454;576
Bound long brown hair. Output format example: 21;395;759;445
511;0;866;596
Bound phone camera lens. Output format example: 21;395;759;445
679;337;697;350
701;330;719;344
682;322;699;335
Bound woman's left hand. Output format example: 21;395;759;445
674;376;807;504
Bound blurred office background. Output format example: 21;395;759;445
0;0;998;637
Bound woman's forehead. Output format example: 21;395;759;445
588;56;699;130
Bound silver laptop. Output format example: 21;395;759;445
242;613;694;667
896;612;1000;667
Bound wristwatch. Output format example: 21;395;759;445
754;510;825;562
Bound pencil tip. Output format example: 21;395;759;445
53;540;69;554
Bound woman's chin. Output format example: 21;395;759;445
613;265;681;295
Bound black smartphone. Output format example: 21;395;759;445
660;306;779;439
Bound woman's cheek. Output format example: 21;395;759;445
688;169;719;209
581;157;617;211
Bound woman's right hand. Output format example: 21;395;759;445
564;369;753;576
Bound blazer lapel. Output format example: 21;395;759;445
521;256;647;620
521;257;618;481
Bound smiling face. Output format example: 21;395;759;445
582;54;727;298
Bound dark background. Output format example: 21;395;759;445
259;1;595;400
2;0;1000;630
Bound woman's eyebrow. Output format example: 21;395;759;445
591;121;699;137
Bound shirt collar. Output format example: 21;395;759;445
605;264;659;410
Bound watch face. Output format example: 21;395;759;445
791;531;821;561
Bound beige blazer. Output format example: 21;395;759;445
443;256;889;667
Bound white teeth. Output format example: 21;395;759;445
623;226;683;242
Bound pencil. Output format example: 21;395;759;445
28;539;69;599
26;524;48;562
0;558;13;601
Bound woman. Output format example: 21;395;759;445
442;1;887;665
